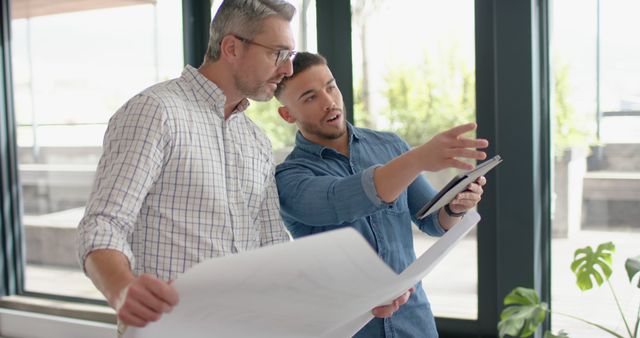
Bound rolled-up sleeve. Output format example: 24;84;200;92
76;95;167;272
276;163;392;226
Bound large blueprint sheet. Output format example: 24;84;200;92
125;211;480;338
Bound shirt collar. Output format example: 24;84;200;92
294;122;360;158
181;65;250;117
349;123;363;141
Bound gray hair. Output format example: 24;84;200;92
205;0;296;61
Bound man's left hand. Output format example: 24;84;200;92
371;288;414;318
448;176;486;214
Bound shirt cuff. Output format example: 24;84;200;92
361;165;394;209
77;226;135;275
430;211;448;236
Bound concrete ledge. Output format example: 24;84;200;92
24;208;84;268
583;171;640;201
0;296;114;324
0;307;115;338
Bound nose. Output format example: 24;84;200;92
279;57;294;77
322;93;336;112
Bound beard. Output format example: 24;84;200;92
234;73;281;102
298;111;348;141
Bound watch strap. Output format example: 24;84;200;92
444;204;466;217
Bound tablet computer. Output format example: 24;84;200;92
416;155;502;220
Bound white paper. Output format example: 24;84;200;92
125;211;480;338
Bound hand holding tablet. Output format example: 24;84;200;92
416;155;503;220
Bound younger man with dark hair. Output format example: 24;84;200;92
274;52;489;337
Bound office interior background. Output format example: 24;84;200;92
1;0;639;337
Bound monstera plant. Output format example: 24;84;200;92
498;242;640;338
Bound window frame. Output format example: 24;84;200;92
0;1;553;337
317;1;552;337
0;0;204;327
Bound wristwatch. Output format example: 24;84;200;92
444;204;466;217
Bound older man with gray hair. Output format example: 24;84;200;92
78;1;410;335
78;0;296;331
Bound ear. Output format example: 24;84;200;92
219;35;243;63
278;106;296;124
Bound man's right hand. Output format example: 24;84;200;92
113;274;179;327
417;122;489;172
84;249;180;327
372;122;489;203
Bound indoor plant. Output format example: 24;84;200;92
498;242;640;338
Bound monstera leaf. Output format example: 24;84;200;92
570;242;615;291
544;330;570;338
498;287;548;337
626;255;640;288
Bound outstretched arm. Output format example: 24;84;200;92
276;165;385;226
374;122;488;203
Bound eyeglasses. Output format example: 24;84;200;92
232;34;296;67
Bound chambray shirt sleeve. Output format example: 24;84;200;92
408;173;448;236
276;163;392;226
76;95;168;272
259;162;292;246
391;137;448;236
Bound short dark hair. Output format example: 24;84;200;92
275;52;327;99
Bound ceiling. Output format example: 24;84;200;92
12;0;156;19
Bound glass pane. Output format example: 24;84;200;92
550;0;640;336
352;0;477;319
11;0;184;300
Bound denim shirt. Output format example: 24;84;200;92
275;124;445;338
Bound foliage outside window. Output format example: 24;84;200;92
355;46;475;147
553;62;597;156
245;100;297;153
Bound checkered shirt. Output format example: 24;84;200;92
77;65;290;280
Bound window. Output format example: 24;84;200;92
11;0;184;300
550;0;640;336
351;0;477;319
